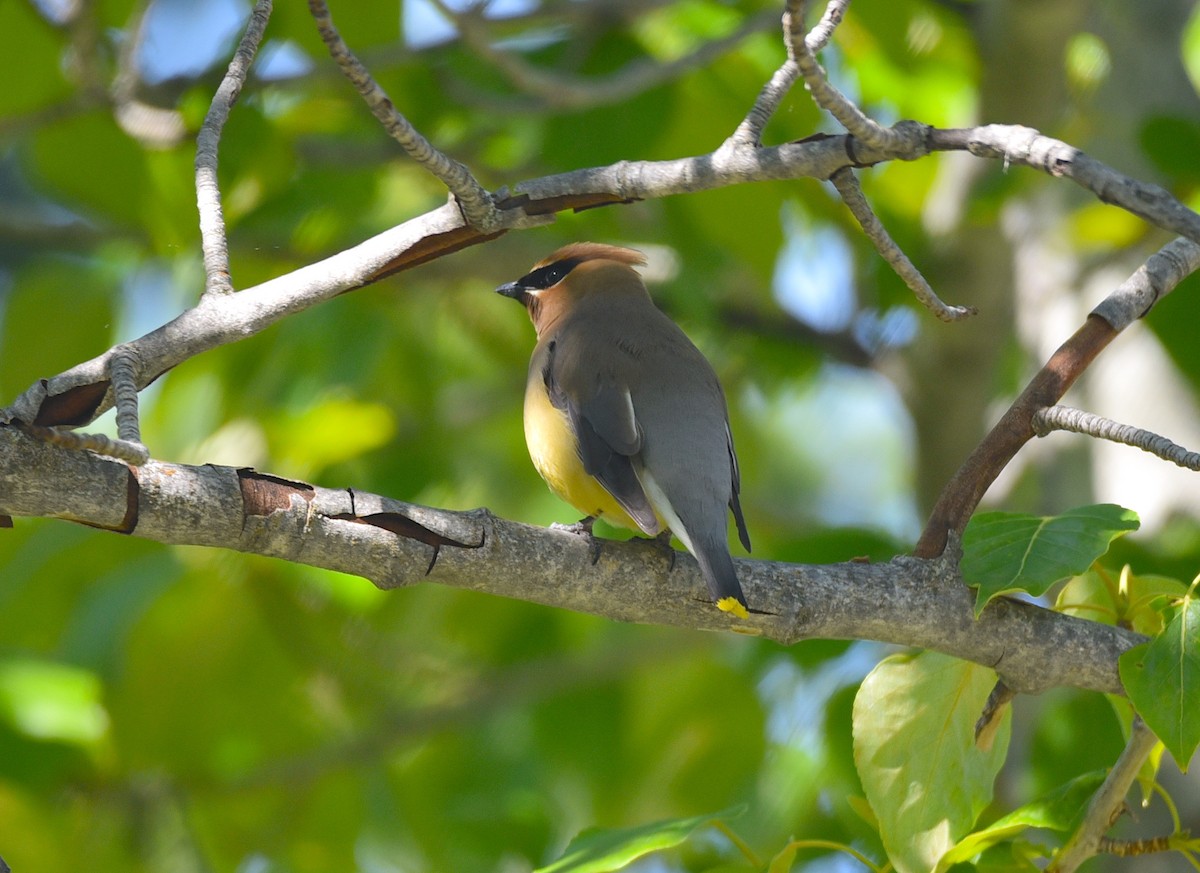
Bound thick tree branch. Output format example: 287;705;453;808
0;424;1142;697
916;237;1200;557
931;127;1200;248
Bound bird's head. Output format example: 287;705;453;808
496;243;648;334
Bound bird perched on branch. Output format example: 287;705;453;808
497;242;752;618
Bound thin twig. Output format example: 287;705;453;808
1034;406;1200;471
437;0;777;111
1050;718;1160;873
196;0;273;299
307;0;498;231
20;423;149;467
829;167;974;321
724;0;851;148
788;0;916;152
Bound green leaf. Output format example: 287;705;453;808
1119;595;1200;771
935;770;1106;871
0;659;109;745
533;805;746;873
962;505;1140;615
853;652;1011;873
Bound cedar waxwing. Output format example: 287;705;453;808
497;242;752;617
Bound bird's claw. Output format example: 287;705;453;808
640;528;676;572
551;516;602;564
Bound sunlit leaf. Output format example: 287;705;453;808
0;659;109;745
853;651;1011;873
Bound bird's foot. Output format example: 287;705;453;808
551;516;602;565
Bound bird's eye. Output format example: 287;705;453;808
523;257;582;290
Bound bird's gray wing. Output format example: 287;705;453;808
543;339;661;534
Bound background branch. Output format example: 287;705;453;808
435;0;779;111
4;121;1199;436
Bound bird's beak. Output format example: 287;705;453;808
495;281;530;303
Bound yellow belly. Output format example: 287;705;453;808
524;377;646;531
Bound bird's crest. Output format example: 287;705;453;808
533;242;647;271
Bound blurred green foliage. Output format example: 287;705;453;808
2;0;1200;871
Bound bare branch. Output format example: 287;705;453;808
6;123;1200;434
436;0;778;111
1;201;479;429
1034;406;1200;471
802;0;850;52
0;424;1145;697
110;0;187;147
196;0;273;299
932;126;1200;249
19;423;148;467
307;0;498;230
724;0;851;149
1050;719;1160;873
829;167;974;322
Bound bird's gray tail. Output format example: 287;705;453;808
693;537;748;616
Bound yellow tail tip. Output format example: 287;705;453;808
716;597;749;620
